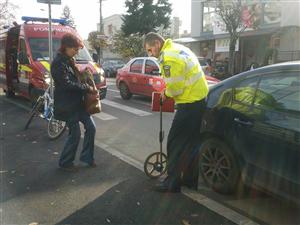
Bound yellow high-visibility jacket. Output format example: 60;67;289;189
159;39;208;104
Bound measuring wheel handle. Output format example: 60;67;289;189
144;152;167;179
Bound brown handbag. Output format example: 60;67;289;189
81;69;101;115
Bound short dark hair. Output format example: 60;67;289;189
59;33;83;53
143;32;165;47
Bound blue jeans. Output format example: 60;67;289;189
59;110;96;167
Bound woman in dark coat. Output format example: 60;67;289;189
51;33;97;171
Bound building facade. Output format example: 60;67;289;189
184;0;300;75
97;14;123;59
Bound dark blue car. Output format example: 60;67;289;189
198;61;300;204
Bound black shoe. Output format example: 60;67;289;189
153;177;181;193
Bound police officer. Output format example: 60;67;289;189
144;32;209;192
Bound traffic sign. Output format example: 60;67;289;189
37;0;61;5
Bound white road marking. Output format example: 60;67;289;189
94;140;144;171
114;96;151;107
107;88;119;93
93;112;117;120
101;99;152;116
183;190;261;225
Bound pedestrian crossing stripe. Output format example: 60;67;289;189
93;112;117;120
101;99;152;116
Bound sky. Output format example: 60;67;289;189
11;0;191;39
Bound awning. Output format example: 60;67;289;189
174;27;282;44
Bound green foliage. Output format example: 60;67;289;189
111;31;144;60
214;0;262;75
0;0;18;27
88;31;108;56
121;0;172;35
61;5;76;28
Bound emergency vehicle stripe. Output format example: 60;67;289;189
185;72;203;86
40;61;50;72
19;65;32;72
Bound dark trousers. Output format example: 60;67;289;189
166;99;206;186
59;110;96;167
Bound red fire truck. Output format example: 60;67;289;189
0;16;107;102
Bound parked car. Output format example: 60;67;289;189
116;57;220;100
102;59;125;77
197;61;300;204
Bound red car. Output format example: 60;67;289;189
116;57;220;100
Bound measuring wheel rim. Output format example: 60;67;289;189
47;116;66;139
144;152;167;179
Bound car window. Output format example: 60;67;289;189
254;72;300;112
130;59;143;73
233;76;259;106
145;60;160;75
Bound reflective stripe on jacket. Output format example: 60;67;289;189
158;39;209;104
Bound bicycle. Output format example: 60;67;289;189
24;86;66;140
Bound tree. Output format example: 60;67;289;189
121;0;172;35
112;0;171;59
88;31;108;62
61;5;75;28
111;31;144;60
0;0;18;28
214;0;261;75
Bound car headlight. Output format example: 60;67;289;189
45;77;51;84
100;75;105;83
44;72;51;84
99;68;105;76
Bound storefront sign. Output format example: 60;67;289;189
215;38;239;52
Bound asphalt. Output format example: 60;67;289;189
0;96;236;225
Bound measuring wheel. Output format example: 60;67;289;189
144;152;167;179
47;115;66;140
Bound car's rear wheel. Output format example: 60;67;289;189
119;82;132;100
199;137;241;194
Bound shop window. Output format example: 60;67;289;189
202;2;215;32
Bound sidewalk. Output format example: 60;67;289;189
0;97;236;225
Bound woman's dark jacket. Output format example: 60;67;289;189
51;53;89;121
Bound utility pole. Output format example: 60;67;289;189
98;0;105;63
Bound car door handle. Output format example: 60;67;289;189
234;118;253;126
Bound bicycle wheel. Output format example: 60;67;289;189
24;96;44;130
47;115;66;140
144;152;167;179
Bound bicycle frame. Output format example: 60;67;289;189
40;86;54;121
